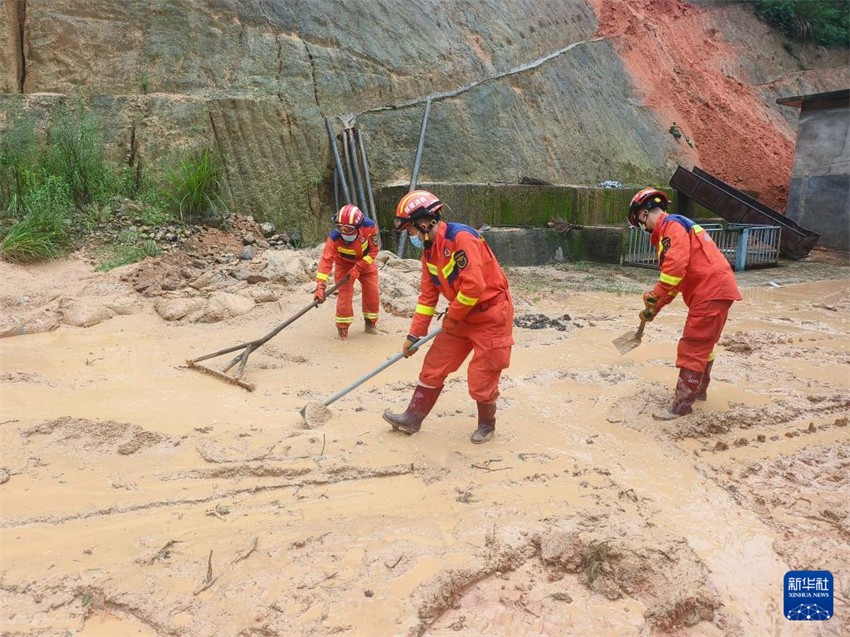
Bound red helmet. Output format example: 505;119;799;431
394;190;443;229
628;188;668;228
337;204;364;227
336;204;364;236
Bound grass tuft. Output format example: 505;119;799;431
167;148;227;225
0;176;74;262
95;239;160;271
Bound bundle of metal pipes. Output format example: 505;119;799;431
325;98;433;259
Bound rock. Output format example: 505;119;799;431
264;251;311;285
243;287;278;303
0;468;9;484
231;268;253;281
260;222;275;237
103;296;144;315
58;298;114;328
240;246;255;260
180;267;202;280
202;291;256;322
165;232;177;242
189;271;240;291
246;275;269;284
154;297;206;321
243;232;256;245
161;278;182;291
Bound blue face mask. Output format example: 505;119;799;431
341;233;357;243
409;234;424;249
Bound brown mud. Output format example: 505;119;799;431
1;250;848;636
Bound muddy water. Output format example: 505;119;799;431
2;262;848;635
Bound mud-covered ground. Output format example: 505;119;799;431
1;246;848;637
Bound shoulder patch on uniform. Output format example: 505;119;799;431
372;235;379;246
661;237;671;252
455;250;468;269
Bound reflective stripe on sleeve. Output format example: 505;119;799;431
362;255;374;264
316;272;330;282
456;292;478;306
426;262;439;276
659;272;682;285
415;304;436;316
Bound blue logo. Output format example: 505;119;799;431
784;571;833;621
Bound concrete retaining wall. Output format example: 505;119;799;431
379;225;624;266
785;99;850;252
373;182;666;266
375;183;677;230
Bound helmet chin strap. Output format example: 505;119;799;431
416;218;437;248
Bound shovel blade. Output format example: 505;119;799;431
612;330;643;355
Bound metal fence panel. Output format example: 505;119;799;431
623;223;780;271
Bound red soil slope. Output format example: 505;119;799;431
591;0;795;211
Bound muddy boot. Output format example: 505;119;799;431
471;401;496;444
337;326;349;340
696;360;713;401
653;368;702;420
364;318;379;335
382;385;442;435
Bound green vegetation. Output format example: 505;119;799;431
43;101;116;207
0;176;73;262
95;239;160;271
167;148;227;225
751;1;849;47
0;100;227;265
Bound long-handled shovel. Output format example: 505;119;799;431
186;275;351;391
612;318;646;355
300;327;442;427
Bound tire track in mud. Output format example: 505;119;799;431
0;463;413;529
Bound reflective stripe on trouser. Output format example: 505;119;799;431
676;299;733;373
418;298;514;403
334;264;380;328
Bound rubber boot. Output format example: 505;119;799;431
364;318;379;335
653;368;702;420
337;326;349;340
696;360;713;401
382;385;443;435
471;401;496;444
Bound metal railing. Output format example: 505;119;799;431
728;224;781;270
624;223;780;271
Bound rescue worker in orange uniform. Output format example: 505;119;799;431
383;190;514;444
628;188;742;420
314;204;380;339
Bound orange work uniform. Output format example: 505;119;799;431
409;222;513;403
649;213;742;372
316;218;380;329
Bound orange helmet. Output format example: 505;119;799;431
394;190;443;229
628;188;668;228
